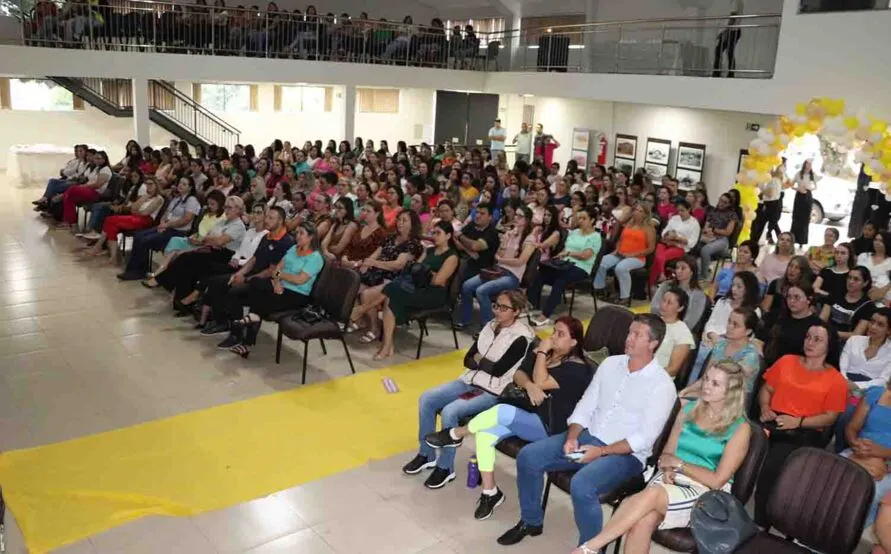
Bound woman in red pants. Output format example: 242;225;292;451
80;176;165;265
58;150;113;230
649;198;701;287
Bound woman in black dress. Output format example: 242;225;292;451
790;160;816;249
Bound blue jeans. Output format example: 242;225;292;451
593;254;645;299
417;379;498;472
123;227;186;276
516;430;643;543
87;202;113;232
43;177;72;199
699;237;729;279
458;272;520;326
527;264;588;318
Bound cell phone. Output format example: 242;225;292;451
564;450;585;462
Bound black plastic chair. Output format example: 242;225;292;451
404;259;465;359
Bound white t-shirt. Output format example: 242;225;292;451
857;252;891;289
84;165;113;194
488;126;506;151
655;320;695;371
662;215;701;252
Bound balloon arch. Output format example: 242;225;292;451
732;97;890;241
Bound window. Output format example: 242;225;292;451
279;85;328;113
199;84;251;113
9;79;73;111
357;88;399;114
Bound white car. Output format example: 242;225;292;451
782;174;856;223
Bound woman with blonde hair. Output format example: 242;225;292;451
593;201;657;303
575;360;751;554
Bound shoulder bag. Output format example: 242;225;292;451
690;490;758;554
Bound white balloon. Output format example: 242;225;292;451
757;129;775;143
756;142;772;156
791;114;808;125
746;169;759;181
871;132;885;144
854;150;870;164
777;134;791;146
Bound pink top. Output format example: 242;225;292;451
498;228;536;280
657;202;677;222
759;253;791;284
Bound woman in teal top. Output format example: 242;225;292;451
227;221;325;359
373;220;459;361
576;360;752;554
529;205;602;327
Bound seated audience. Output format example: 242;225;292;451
577;360;750;554
382;185;404;230
764;282;823;367
425;315;592;520
754;322;846;526
814;242;854;302
651;255;708;331
593;202;657;303
688;271;762;384
820;265;876;340
654;286;695;377
339;203;389;267
712;239;763;300
199;207;294;335
458;206;538;329
222;221;325;358
760;255;814;336
696;193;738;280
682;307;762;396
117;177;201;281
649;199;701;286
852;221;878;257
402;289;535;490
55;150;113;229
349;210;424;343
496;314;676;547
321;197;358;259
758;231;795;284
33;144;89;210
529;206;602;326
454;203;499;281
859;231;891;301
807;227;840;272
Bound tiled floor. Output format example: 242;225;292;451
0;180;604;554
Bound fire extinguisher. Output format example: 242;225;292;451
597;135;608;165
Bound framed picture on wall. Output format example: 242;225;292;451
675;167;702;184
645;162;668;181
645;138;671;166
614;134;637;161
676;142;706;172
615;159;635;175
737;148;749;173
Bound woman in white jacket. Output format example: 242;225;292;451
402;290;535;490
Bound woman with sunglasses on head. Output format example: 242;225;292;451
682;307;762;397
760;254;814;336
764;282;823;367
425;313;592;520
578;360;750;554
321;197;358;260
651;255;709;331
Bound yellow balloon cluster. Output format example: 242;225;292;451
733;97;891;241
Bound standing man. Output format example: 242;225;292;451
513;122;533;164
497;314;677;547
533;123;560;167
713;0;744;78
488;119;507;160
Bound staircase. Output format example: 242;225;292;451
50;77;241;150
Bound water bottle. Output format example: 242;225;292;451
466;455;480;489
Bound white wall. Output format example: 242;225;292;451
354;87;436;146
0;105;176;170
497;93;774;200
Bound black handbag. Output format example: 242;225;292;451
409;262;433;288
541;258;573;271
690;490;758;554
498;383;537;412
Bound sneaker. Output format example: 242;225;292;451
401;454;436;475
217;333;241;349
200;322;230;336
496;520;543;545
424;467;456;489
424;428;463;449
531;316;552;327
80;231;101;241
474;489;505;520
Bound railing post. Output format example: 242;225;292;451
264;12;269;58
615;25;622;72
658;24;666;75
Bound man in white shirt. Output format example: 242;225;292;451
497;314;677;547
512;122;533;163
488;119;506;159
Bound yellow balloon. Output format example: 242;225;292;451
807;119;822;132
826;99;845;117
743;157;758;170
871;120;888;134
795;103;807;116
793;124;808;136
844;116;860;130
882;152;891;166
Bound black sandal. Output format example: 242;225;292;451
229;344;251;359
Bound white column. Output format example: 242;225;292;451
509;12;522;71
584;0;599;73
343;85;356;142
132;78;150;146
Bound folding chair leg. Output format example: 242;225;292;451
320;338;327;355
415;320;426;360
541;477;552;513
592;288;599;313
275;324;283;364
451;320;460;350
301;340;309;384
569;289;576;316
341;337;355;374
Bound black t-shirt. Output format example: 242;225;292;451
250;233;295;275
766;313;823;367
517;353;593;434
819;267;849;305
461;222;500;272
828;295;875;333
549;195;571;209
852;236;875;257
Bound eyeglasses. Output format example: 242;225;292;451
491;302;515;312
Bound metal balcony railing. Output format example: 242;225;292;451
16;1;781;78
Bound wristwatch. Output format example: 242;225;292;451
274;270;282;279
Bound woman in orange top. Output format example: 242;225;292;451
593;202;657;302
382;185;404;230
753;321;846;526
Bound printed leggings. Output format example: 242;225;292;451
467;404;549;472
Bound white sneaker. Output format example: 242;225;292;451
531;316;552;327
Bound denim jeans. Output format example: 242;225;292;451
842;448;891;525
87;202;113;232
516;430;643;543
527;264;588;318
43;177;72;199
699;237;729;279
458;272;520;326
593;254;645;299
417;379;498;472
123;227;186;276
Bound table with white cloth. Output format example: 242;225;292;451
5;144;104;189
